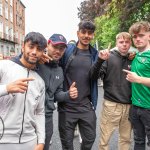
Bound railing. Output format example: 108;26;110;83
0;32;19;44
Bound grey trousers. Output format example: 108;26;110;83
0;138;37;150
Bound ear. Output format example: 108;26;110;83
21;43;25;53
148;32;150;40
77;30;79;37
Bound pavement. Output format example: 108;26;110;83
49;87;149;150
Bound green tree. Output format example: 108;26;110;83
78;0;150;49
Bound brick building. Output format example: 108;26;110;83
0;0;25;58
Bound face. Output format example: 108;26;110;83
131;29;150;52
22;41;44;65
77;29;94;48
47;43;66;61
116;37;131;55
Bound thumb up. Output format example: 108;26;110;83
69;82;78;99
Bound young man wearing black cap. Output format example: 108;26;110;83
59;20;98;150
37;34;78;150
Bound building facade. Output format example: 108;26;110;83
0;0;25;58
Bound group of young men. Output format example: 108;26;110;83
0;20;150;150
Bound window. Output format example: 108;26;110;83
10;8;13;22
5;5;8;19
0;21;3;38
0;3;2;16
0;21;3;33
9;27;13;41
5;25;8;39
20;34;22;44
10;0;13;6
0;45;4;55
6;46;9;56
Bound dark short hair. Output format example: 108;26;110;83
24;32;47;50
78;20;96;32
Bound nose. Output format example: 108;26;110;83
85;32;89;37
32;47;38;54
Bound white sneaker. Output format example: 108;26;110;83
49;140;52;145
79;133;82;143
74;129;79;137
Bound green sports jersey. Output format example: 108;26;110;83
131;50;150;108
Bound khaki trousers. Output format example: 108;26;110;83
99;100;132;150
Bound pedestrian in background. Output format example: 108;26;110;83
58;20;98;150
123;21;150;150
90;32;132;150
0;32;47;150
37;34;78;150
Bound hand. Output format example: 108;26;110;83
69;82;78;99
6;78;34;94
123;69;140;83
128;52;136;60
38;53;53;64
34;144;44;150
99;49;110;60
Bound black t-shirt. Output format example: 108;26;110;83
59;48;93;112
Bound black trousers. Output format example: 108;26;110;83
44;114;53;150
58;110;96;150
129;105;150;150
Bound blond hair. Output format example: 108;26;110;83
116;32;131;40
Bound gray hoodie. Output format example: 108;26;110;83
0;58;45;144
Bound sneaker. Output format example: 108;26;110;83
49;140;52;145
79;134;82;143
74;129;79;137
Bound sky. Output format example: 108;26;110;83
21;0;83;42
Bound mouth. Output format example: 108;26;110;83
53;54;61;59
29;56;38;61
83;39;89;41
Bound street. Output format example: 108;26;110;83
49;87;149;150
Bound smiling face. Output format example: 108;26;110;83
21;41;44;68
47;43;66;61
77;29;94;49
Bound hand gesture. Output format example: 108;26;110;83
99;49;110;60
98;43;111;60
128;52;136;60
6;78;34;94
69;82;78;99
39;53;53;64
123;69;139;83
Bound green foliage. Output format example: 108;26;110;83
92;0;121;49
93;13;120;49
120;0;150;31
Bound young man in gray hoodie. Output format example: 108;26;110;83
0;32;47;150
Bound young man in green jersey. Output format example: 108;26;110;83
123;21;150;150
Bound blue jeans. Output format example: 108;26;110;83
129;105;150;150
